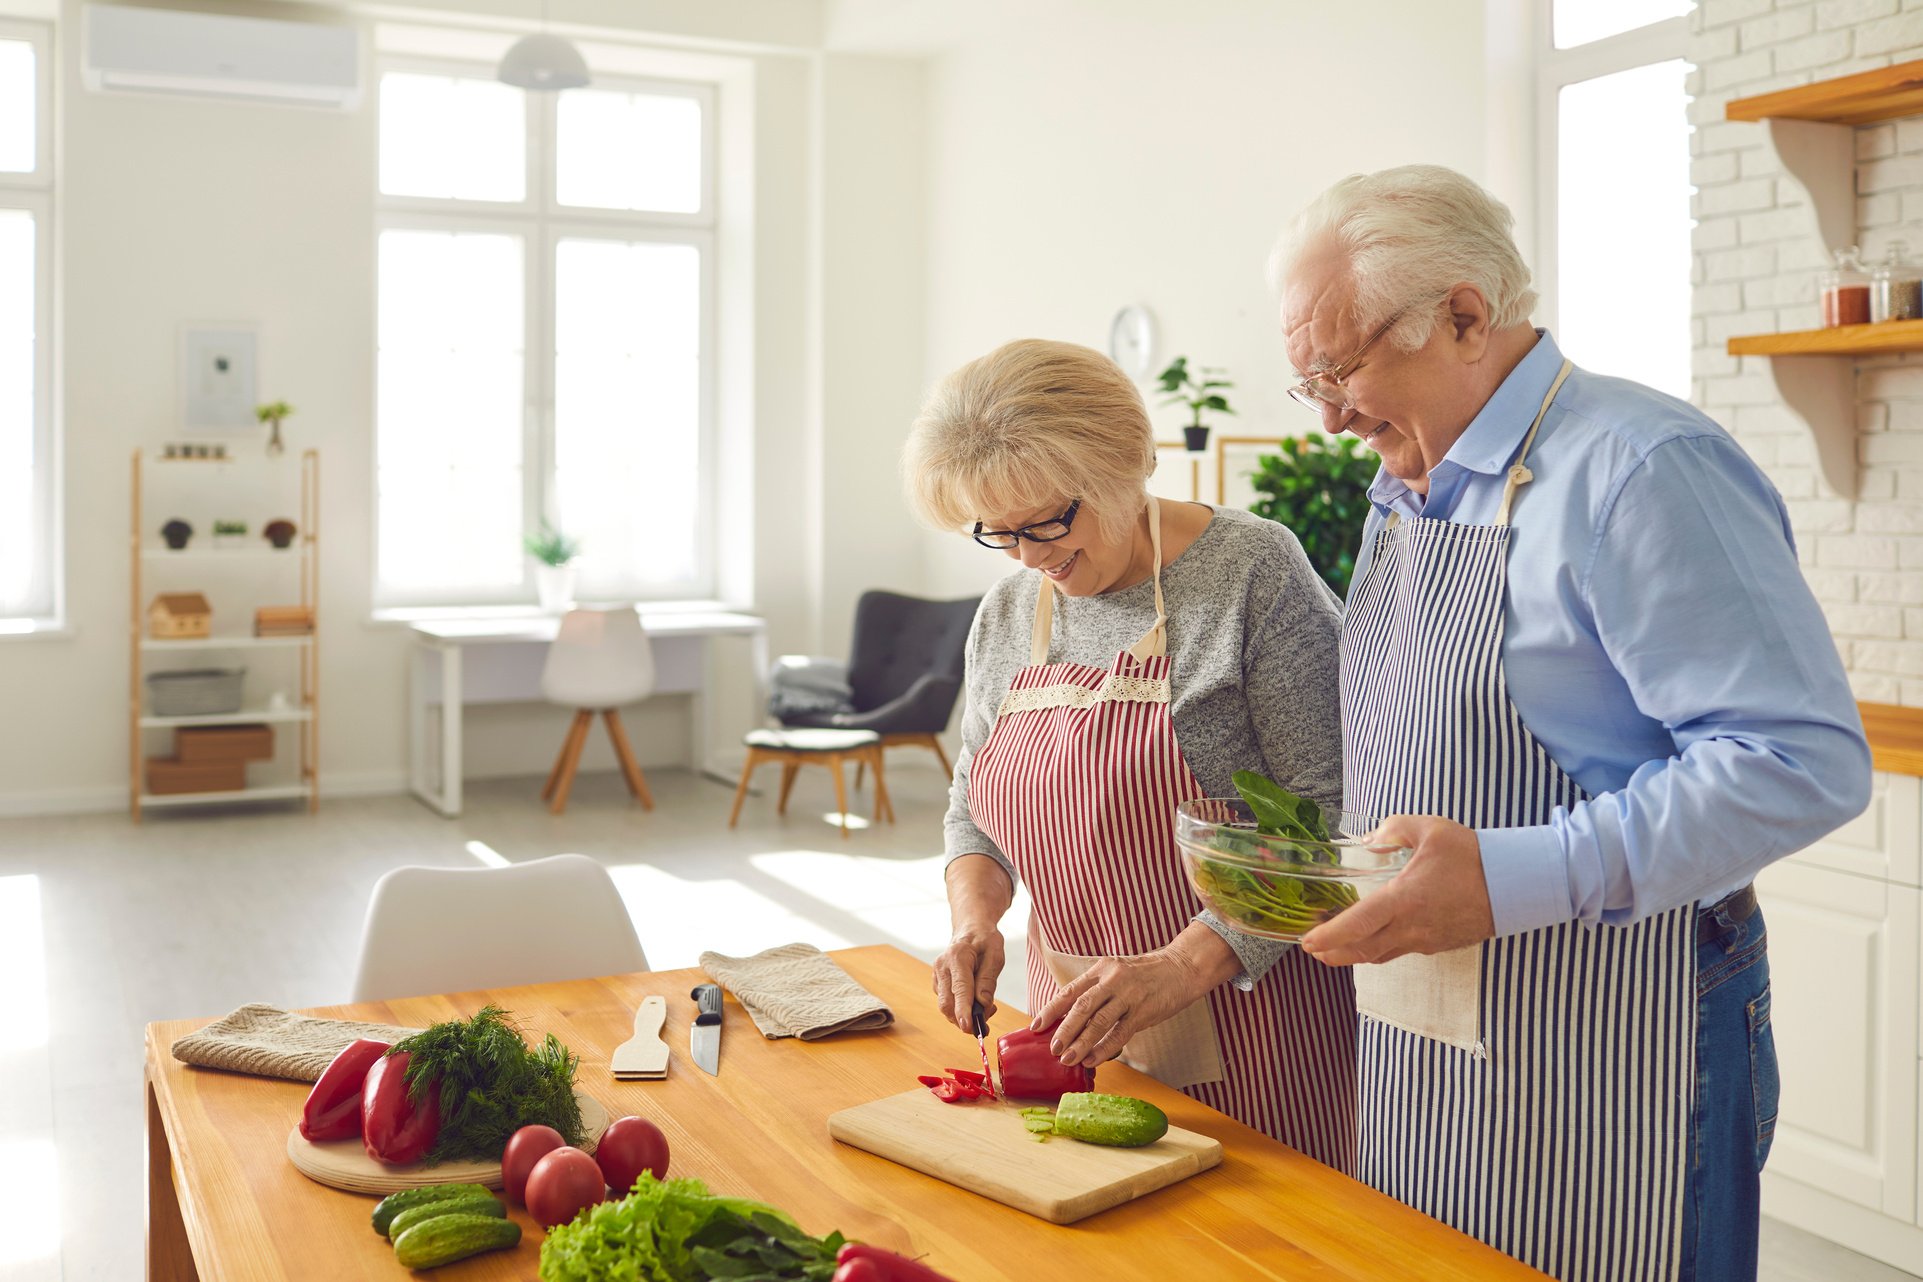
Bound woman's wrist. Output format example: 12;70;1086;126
1161;923;1242;998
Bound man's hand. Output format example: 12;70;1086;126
933;928;1005;1032
1299;815;1496;966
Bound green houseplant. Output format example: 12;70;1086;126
256;400;294;458
1155;356;1235;451
1246;435;1375;597
523;520;582;613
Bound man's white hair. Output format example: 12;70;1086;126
1269;165;1538;354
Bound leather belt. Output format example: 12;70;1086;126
1697;883;1759;947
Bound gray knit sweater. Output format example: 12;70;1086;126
942;506;1344;986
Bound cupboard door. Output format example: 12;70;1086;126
1756;862;1918;1219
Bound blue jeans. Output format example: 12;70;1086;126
1680;893;1778;1282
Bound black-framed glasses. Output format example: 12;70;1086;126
973;499;1081;549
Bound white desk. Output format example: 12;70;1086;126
407;609;769;817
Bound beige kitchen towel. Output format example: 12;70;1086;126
698;943;893;1041
170;1003;423;1083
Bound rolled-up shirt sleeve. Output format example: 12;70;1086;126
1480;435;1872;935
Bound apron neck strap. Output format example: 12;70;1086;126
1494;359;1574;527
1030;494;1169;665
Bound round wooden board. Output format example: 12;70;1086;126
286;1091;609;1196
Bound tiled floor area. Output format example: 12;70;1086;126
0;764;1910;1280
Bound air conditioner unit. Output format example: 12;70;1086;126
83;4;361;110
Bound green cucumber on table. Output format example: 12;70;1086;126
385;1192;504;1241
1023;1093;1169;1147
370;1183;494;1236
392;1213;522;1269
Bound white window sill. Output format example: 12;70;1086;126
368;599;743;627
0;617;71;641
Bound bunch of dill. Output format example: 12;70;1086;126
393;1005;586;1165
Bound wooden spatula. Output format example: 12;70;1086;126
610;995;670;1080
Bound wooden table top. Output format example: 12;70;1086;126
145;944;1547;1281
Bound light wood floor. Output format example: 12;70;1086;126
0;766;1909;1281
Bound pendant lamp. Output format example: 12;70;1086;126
498;0;589;91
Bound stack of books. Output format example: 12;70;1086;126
254;605;315;637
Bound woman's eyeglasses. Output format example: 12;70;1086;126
973;499;1081;549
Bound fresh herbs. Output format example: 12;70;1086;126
539;1174;847;1282
391;1006;585;1165
1188;772;1358;938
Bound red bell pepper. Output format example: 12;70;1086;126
995;1023;1095;1103
298;1038;389;1142
835;1243;958;1282
361;1050;441;1165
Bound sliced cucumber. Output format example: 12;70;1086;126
1050;1092;1169;1147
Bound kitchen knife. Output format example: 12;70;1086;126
690;983;723;1076
972;999;998;1098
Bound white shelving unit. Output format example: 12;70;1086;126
130;447;320;819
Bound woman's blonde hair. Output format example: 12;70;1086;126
902;339;1155;543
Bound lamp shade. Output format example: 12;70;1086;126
498;32;589;91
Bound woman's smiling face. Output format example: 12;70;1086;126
976;498;1141;597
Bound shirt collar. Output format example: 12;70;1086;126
1366;329;1560;515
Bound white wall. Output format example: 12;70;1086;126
900;0;1490;598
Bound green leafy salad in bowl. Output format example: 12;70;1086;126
1173;772;1412;942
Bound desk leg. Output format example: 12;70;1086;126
690;642;712;782
439;645;463;817
408;643;431;811
146;1079;199;1282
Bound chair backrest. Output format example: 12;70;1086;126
540;607;656;709
845;591;981;713
350;854;649;1002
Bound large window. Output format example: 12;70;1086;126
0;22;54;628
1538;1;1692;398
375;60;716;608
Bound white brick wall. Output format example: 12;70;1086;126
1690;0;1923;703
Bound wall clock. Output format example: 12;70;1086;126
1108;304;1156;379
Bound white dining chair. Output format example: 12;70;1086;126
540;606;657;815
349;854;650;1002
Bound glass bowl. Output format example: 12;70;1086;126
1174;799;1413;942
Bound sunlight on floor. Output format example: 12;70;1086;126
0;1136;59;1269
0;875;47;1055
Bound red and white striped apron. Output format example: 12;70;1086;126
967;497;1358;1169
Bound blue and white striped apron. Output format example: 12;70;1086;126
1339;361;1697;1282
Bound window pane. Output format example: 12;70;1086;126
0;40;32;173
377;229;526;594
1557;60;1692;399
0;211;34;611
1554;0;1691;49
556;89;702;214
379;72;525;202
553;238;703;596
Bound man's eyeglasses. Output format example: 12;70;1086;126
1286;309;1406;413
973;499;1081;549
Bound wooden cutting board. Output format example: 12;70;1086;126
286;1091;609;1195
828;1090;1222;1224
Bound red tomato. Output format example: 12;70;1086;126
501;1124;567;1206
594;1116;670;1195
525;1145;606;1229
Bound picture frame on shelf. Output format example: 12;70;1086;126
179;323;258;433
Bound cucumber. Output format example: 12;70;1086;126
1050;1093;1169;1147
392;1213;521;1269
370;1183;495;1235
386;1193;503;1241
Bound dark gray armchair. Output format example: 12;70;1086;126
779;590;980;777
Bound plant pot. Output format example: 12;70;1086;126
161;520;193;551
535;563;576;614
1183;426;1211;452
263;520;297;550
213;534;247;551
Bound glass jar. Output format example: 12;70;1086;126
1821;246;1871;327
1871;241;1922;323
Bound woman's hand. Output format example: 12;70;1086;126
933;927;1005;1032
1030;925;1239;1068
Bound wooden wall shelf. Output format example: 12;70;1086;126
1861;702;1923;778
1727;58;1923;125
1728;320;1923;356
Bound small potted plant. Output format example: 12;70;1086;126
257;401;294;458
263;518;297;550
523;519;582;613
161;518;193;551
1156;356;1236;452
212;518;249;550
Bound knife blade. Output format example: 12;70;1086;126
972;999;997;1098
690;983;723;1076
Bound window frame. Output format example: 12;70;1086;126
0;18;58;630
372;54;720;611
1533;9;1690;334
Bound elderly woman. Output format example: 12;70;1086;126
902;337;1356;1167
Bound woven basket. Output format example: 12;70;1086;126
146;667;246;717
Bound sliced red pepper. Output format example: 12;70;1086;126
928;1081;968;1103
944;1068;987;1086
299;1038;389;1142
996;1023;1096;1103
915;1075;946;1090
361;1050;441;1164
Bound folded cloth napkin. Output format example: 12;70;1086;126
698;943;893;1041
170;1003;424;1083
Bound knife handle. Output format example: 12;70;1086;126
691;983;723;1027
971;999;989;1039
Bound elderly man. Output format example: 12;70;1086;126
1272;165;1869;1282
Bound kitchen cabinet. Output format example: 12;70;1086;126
1758;767;1923;1273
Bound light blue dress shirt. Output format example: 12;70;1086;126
1351;331;1872;936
